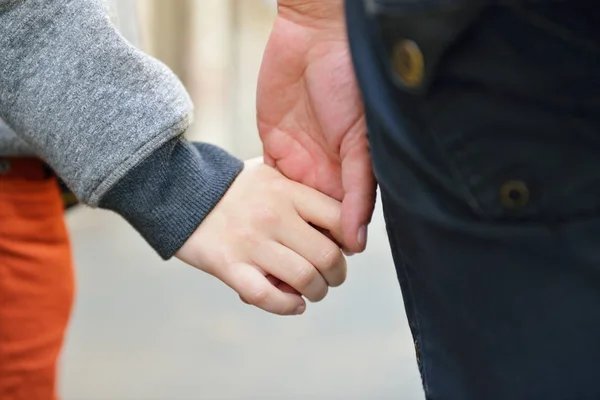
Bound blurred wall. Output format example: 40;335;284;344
135;0;192;79
132;0;277;160
106;0;142;46
229;0;277;159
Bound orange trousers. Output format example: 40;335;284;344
0;160;75;400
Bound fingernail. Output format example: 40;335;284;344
358;225;368;248
294;305;306;315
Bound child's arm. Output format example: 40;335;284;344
0;0;347;315
0;1;241;259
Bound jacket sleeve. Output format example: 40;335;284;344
0;0;243;259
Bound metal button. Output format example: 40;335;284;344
392;39;425;88
500;180;530;210
0;159;10;175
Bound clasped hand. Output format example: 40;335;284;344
176;158;347;316
178;0;376;316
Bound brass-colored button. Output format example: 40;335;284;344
500;180;530;210
392;39;425;88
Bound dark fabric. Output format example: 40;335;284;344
100;137;243;260
348;0;600;398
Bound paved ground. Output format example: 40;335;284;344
59;197;425;400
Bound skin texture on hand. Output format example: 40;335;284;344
175;158;347;316
258;0;377;254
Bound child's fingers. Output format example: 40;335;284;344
275;280;301;295
291;184;345;247
252;242;329;303
278;219;347;288
224;262;306;316
240;276;301;305
310;223;343;248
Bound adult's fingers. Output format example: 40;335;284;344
252;242;329;302
223;262;306;316
340;137;377;254
278;219;347;288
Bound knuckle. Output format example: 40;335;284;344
248;287;270;307
293;264;317;290
321;247;347;287
310;284;329;303
269;177;289;195
277;303;296;316
235;226;260;247
330;267;347;288
318;245;344;272
253;204;281;226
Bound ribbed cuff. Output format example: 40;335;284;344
99;137;244;259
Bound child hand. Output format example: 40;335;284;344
176;157;346;316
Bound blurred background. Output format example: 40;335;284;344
60;1;424;399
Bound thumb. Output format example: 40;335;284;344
341;139;377;254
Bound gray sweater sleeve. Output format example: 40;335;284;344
0;0;244;258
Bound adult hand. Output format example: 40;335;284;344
176;158;347;316
257;0;377;254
